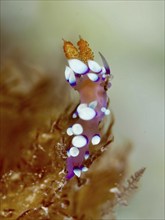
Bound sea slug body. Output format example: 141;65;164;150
63;37;112;179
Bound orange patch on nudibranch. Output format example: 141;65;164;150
77;37;94;63
63;40;79;59
63;37;94;63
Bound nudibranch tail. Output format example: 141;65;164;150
63;37;112;179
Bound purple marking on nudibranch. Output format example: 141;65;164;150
64;38;111;179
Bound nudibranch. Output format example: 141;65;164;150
63;37;112;179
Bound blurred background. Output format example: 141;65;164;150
0;1;164;219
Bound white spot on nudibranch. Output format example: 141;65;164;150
91;134;101;145
77;103;87;113
84;151;89;160
73;168;81;177
101;107;110;115
67;150;70;157
69;69;76;86
68;59;88;74
72;113;77;118
101;66;106;74
88;100;98;109
69;147;79;157
72;135;88;148
101;107;106;112
105;109;110;115
88;60;102;73
66;127;73;136
87;73;99;82
65;66;72;81
82;167;88;172
78;107;96;120
72;123;83;135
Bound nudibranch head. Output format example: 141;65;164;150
63;37;112;179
